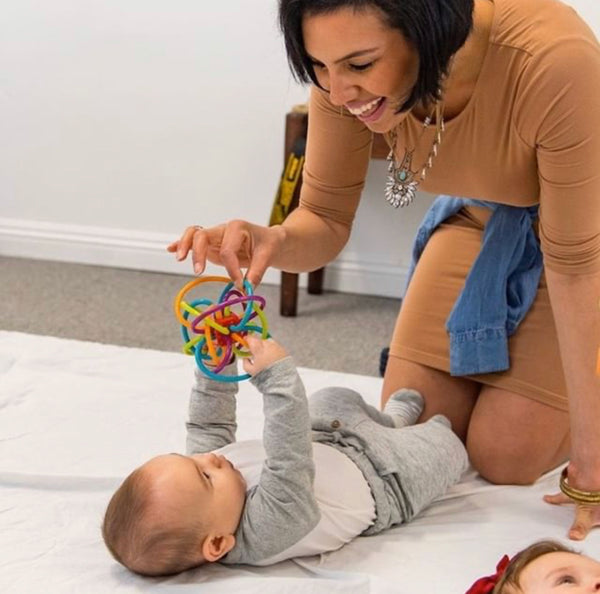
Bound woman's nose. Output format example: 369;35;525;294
328;73;358;107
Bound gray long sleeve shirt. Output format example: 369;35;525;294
186;358;467;565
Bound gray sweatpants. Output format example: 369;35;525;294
309;386;469;534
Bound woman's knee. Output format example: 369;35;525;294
467;386;569;485
467;438;543;485
467;426;569;485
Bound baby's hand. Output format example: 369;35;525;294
242;335;288;376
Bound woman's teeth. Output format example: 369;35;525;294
348;97;383;116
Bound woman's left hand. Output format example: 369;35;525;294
544;465;600;540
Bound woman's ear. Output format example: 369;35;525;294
201;533;236;562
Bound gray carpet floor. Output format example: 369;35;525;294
1;256;400;376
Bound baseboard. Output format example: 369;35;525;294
0;218;408;297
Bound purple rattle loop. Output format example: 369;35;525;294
190;295;266;335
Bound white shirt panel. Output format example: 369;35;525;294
217;441;376;565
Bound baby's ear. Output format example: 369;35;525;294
202;534;236;562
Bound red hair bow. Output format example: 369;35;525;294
465;555;511;594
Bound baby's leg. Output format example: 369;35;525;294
383;388;424;428
384;416;468;520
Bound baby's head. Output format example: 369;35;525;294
102;452;246;576
469;540;600;593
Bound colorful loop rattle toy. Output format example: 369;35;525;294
174;276;269;382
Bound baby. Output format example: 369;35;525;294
466;540;600;593
102;336;468;576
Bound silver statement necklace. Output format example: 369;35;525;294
385;101;445;208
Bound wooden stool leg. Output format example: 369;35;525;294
278;109;307;318
280;271;299;317
307;267;324;295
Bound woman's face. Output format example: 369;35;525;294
518;552;600;593
302;5;419;133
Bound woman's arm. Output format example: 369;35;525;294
168;87;372;286
518;26;600;537
544;268;600;539
546;268;600;478
275;86;373;274
273;205;351;272
166;208;350;287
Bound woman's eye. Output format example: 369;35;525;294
203;472;211;481
349;62;373;72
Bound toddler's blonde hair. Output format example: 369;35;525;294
492;540;575;593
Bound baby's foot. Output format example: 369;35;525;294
429;414;452;429
383;388;424;428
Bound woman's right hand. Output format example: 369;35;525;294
167;220;286;288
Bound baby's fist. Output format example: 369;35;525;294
242;335;287;376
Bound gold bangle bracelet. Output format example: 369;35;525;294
560;468;600;505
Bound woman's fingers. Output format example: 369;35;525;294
246;226;284;287
166;226;201;261
191;228;209;275
544;491;600;541
568;504;600;541
543;492;571;506
167;220;278;285
219;221;250;287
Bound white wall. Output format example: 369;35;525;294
1;0;598;297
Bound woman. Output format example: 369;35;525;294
168;0;600;539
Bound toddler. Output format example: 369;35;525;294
103;336;467;576
466;540;600;593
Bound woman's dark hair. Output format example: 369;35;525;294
279;0;474;111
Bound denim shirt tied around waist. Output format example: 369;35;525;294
405;196;543;376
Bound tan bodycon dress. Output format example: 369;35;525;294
298;0;600;410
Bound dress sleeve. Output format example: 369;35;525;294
515;33;600;274
299;87;374;227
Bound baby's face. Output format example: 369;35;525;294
144;452;247;536
518;551;600;592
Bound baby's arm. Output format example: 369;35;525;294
185;363;238;455
224;337;320;565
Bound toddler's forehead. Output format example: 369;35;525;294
541;551;598;566
523;551;600;583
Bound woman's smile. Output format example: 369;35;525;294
302;6;419;132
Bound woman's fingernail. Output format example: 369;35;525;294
194;263;202;274
176;250;183;260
